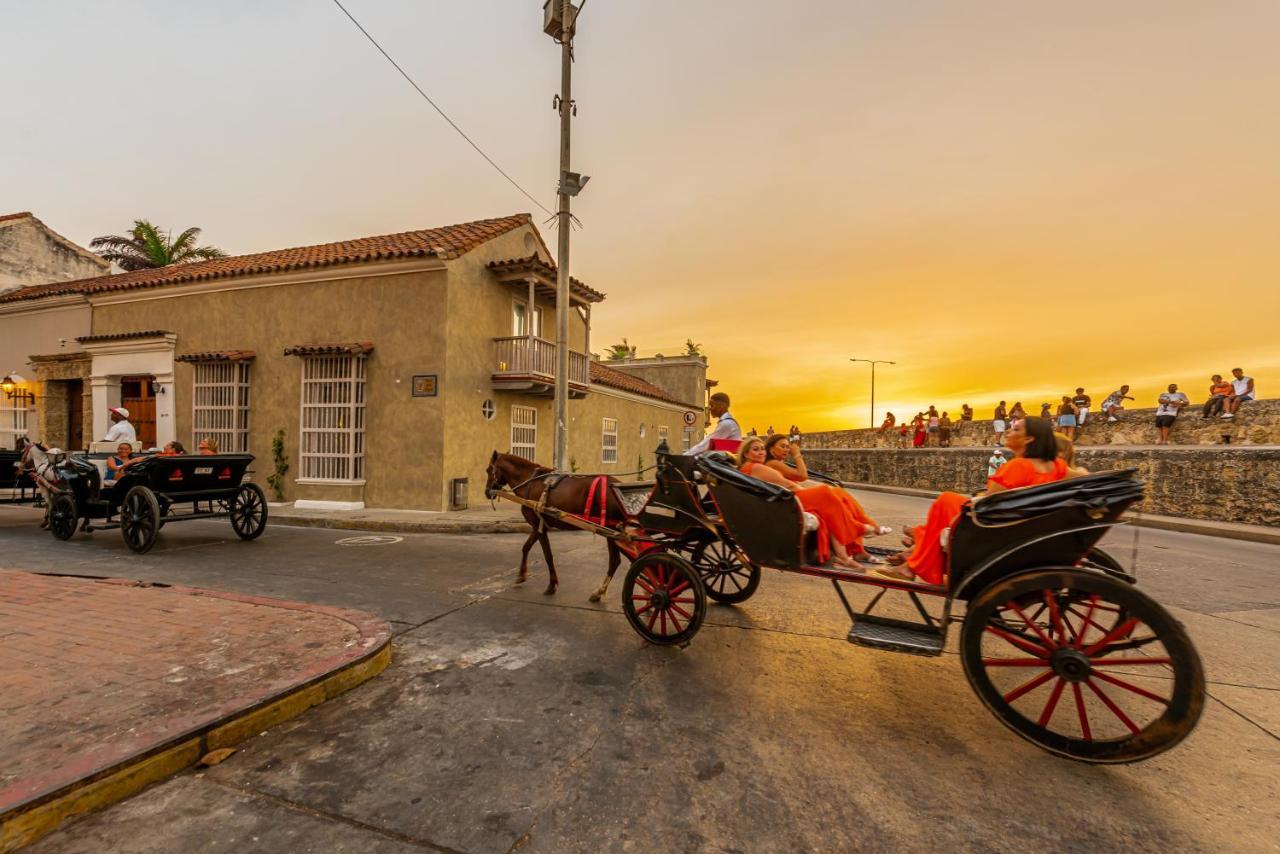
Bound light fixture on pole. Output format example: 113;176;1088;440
849;359;894;428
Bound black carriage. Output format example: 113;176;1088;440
608;445;1204;764
44;453;268;554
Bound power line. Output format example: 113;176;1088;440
330;0;555;217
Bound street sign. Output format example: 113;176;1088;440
683;410;698;426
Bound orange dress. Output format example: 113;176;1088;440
768;462;879;551
905;457;1069;585
741;463;859;563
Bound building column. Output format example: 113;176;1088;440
154;372;176;446
89;375;121;444
584;302;591;356
36;381;67;449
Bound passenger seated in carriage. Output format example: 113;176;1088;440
879;416;1084;584
105;442;141;485
759;433;891;562
736;436;874;571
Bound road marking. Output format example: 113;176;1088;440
334;535;404;546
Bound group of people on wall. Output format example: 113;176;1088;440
687;390;1087;583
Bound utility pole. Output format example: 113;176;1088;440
547;0;583;471
849;358;895;428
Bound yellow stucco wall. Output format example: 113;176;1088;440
89;264;449;508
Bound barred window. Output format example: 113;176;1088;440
1;396;32;444
602;417;618;464
511;405;537;459
657;425;669;446
682;428;694;451
192;361;251;453
299;355;366;481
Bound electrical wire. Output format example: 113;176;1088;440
330;0;555;217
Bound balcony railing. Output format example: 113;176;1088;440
493;336;590;390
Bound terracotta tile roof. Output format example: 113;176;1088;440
486;255;605;303
283;342;374;357
77;330;173;343
590;362;692;407
175;350;256;362
0;214;534;304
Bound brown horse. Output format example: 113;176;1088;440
484;451;632;599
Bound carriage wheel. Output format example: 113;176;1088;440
120;485;161;554
691;539;761;605
961;569;1204;764
622;552;707;646
49;494;78;541
230;482;268;540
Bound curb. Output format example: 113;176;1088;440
840;481;1280;546
0;581;392;853
270;514;533;535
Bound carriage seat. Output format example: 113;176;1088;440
971;469;1143;526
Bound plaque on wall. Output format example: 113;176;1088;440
412;375;438;397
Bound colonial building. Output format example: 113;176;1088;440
0;212;108;445
0;214;709;510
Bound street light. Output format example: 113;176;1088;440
849;359;894;428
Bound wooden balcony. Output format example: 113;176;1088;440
492;336;590;397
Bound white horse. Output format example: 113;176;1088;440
15;438;66;529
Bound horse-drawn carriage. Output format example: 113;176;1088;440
487;442;1204;764
16;442;268;553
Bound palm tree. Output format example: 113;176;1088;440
606;338;635;361
90;220;228;271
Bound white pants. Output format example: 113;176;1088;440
1077;408;1089;426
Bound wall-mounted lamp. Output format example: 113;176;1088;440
1;375;36;406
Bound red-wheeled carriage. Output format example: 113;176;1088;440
492;442;1204;764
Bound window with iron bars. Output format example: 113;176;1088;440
1;397;32;445
602;417;618;464
299;354;366;481
192;361;251;453
511;405;537;459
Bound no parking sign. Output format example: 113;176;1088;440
683;410;698;426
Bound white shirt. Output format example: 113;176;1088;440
685;412;741;456
103;420;137;443
1232;376;1254;396
1156;393;1188;417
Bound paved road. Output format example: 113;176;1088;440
3;491;1277;853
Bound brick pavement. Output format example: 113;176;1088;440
0;569;389;837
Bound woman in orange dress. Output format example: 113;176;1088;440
760;433;891;561
878;417;1076;585
735;436;866;570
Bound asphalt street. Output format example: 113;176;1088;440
4;489;1278;853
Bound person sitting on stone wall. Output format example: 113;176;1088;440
1202;374;1233;418
879;412;896;432
1102;385;1135;422
1222;368;1255;419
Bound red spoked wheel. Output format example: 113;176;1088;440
621;552;707;646
961;569;1204;764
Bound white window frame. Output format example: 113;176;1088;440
602;417;618;465
298;354;367;483
511;298;544;338
682;428;694;451
192;361;251;453
1;396;33;446
511;405;537;459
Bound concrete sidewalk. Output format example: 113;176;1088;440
269;501;533;535
0;571;390;851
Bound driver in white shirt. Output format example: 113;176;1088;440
102;407;137;445
685;392;741;455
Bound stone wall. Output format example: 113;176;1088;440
802;446;1280;527
804;398;1280;449
0;214;109;293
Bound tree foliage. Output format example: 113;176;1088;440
90;219;228;271
606;338;636;361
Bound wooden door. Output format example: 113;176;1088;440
121;375;157;448
66;379;84;451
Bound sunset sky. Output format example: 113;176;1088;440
4;1;1277;430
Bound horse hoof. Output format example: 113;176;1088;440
515;576;528;585
588;593;602;603
543;586;557;596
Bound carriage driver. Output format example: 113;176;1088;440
102;406;137;445
685;392;741;456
